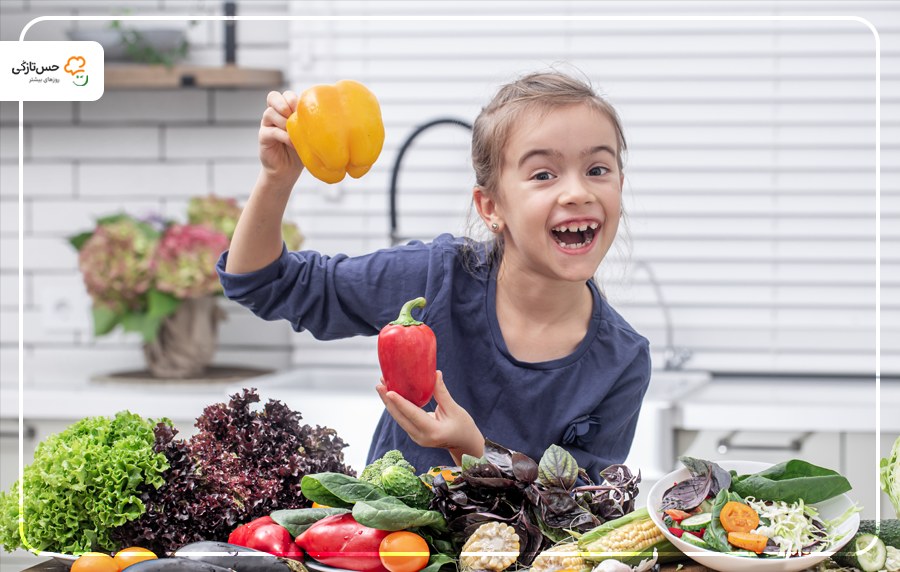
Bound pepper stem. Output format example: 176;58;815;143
389;297;426;327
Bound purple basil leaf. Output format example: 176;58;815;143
660;474;713;511
511;452;539;484
537;444;578;490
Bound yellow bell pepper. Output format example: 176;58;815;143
286;80;385;184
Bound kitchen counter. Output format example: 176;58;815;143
676;375;900;433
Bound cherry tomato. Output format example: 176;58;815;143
71;552;120;572
114;546;157;569
379;531;430;572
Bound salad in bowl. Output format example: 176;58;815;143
647;458;861;572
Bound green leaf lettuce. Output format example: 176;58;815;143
0;412;169;554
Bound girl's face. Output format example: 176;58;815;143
482;103;623;284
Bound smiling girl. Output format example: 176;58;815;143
218;71;650;483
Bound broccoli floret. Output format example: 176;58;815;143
382;465;433;510
360;449;415;488
359;450;432;509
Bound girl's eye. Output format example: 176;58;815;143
588;166;609;176
533;171;554;181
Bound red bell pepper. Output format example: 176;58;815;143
295;513;391;572
668;527;684;538
377;297;436;407
228;515;304;561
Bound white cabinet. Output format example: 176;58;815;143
674;428;896;520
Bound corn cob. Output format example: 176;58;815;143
530;542;591;572
577;507;681;566
460;521;521;571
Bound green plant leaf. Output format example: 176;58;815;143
68;231;94;251
121;312;162;343
420;553;455;572
92;306;121;336
730;459;852;504
352;497;446;532
96;213;130;226
299;472;387;509
147;290;181;319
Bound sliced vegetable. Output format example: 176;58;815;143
679;531;709;550
680;513;712;532
726;531;768;554
663;509;691;523
745;497;832;557
881;436;900;519
837;533;887;572
718;501;759;533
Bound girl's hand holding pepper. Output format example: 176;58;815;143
376;371;485;465
259;90;304;189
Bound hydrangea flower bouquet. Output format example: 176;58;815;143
69;195;303;378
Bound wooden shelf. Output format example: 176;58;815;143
105;64;284;89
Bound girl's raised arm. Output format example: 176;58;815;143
226;90;304;274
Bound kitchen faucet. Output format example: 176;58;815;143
632;260;692;371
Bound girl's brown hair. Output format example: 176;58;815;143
471;70;627;199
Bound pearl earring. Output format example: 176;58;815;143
491;222;500;231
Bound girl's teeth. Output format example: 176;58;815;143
554;234;594;249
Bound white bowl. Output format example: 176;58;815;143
647;460;860;572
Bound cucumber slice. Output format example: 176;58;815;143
679;531;709;550
681;512;712;531
850;533;888;572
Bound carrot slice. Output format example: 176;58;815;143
727;531;768;554
719;501;759;533
665;509;692;522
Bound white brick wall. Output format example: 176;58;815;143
1;1;897;390
0;1;297;390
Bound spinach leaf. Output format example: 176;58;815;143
420;553;456;572
353;497;447;532
300;472;387;508
270;507;350;537
703;489;733;553
730;460;851;504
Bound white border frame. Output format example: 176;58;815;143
13;12;883;556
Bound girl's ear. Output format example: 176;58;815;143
472;186;499;228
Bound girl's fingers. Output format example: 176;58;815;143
283;90;299;111
261;106;289;130
259;126;293;148
265;90;293;117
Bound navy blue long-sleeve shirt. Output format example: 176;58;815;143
216;234;651;483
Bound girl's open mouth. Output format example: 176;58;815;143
551;221;599;250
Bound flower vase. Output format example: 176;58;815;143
143;296;225;379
